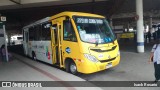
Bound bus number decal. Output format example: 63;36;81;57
76;18;103;24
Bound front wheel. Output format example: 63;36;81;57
69;61;77;75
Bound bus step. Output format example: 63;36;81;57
54;63;60;66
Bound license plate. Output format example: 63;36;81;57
106;62;112;68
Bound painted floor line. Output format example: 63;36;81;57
15;56;76;90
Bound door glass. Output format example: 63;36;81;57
52;24;59;64
63;20;77;42
52;25;58;44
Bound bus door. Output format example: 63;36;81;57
51;18;65;67
23;29;29;55
51;24;60;65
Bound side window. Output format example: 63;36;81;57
29;27;35;41
42;22;51;40
63;20;77;42
35;24;41;40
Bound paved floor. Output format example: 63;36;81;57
78;41;160;90
0;41;160;90
79;50;154;81
0;54;102;90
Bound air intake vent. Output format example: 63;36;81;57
91;45;117;52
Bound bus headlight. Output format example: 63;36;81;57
84;54;99;62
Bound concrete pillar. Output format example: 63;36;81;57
136;0;144;53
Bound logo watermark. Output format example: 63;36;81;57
1;82;42;87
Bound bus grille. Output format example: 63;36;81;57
99;57;116;63
90;45;117;52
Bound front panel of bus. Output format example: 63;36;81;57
72;16;120;74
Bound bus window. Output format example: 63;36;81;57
63;20;77;42
52;25;58;44
35;24;41;40
29;27;35;41
42;22;51;40
73;16;115;44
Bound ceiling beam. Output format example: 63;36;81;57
109;0;126;17
9;0;21;5
112;10;160;19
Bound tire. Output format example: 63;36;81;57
32;52;37;61
69;61;77;75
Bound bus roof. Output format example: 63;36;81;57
23;17;50;29
50;11;105;20
23;11;105;29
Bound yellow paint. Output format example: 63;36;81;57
49;11;120;74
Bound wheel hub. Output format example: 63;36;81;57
70;64;76;73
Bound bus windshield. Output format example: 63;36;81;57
73;16;116;44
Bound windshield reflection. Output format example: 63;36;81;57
73;16;116;44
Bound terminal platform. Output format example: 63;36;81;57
0;41;159;90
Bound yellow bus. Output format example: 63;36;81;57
23;11;120;74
